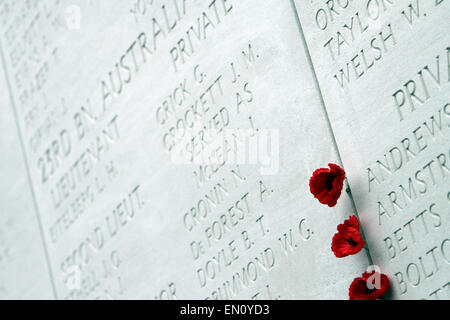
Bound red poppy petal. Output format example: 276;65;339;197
332;230;365;257
349;278;369;300
331;234;349;257
347;215;360;229
309;171;329;192
332;216;365;258
329;163;345;178
349;272;390;300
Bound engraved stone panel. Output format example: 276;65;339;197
0;1;370;299
293;0;450;299
0;72;55;299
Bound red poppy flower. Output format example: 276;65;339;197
309;163;345;207
331;215;365;258
349;270;390;300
